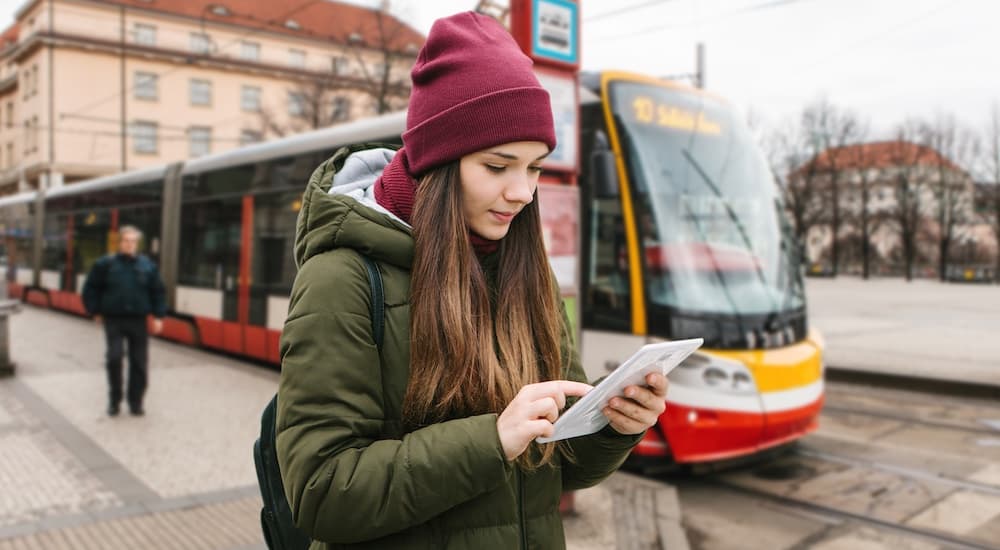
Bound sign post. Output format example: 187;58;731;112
510;0;581;515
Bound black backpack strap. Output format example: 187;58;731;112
361;255;384;351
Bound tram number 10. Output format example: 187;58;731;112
630;95;722;135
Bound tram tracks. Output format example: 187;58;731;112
821;402;1000;438
706;475;1000;550
672;381;1000;549
688;441;1000;548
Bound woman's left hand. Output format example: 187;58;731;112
603;372;669;435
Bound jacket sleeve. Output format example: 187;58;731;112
276;252;513;545
147;260;167;318
81;258;106;316
556;297;644;491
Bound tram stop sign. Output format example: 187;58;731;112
526;0;579;67
511;0;580;171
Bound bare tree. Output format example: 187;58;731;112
886;122;929;281
987;103;1000;283
260;1;415;137
829;121;880;279
814;105;864;275
919;114;980;281
781;110;831;263
259;76;357;138
344;3;413;116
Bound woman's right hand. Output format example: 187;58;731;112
496;380;593;461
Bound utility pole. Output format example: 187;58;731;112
120;4;126;172
695;42;705;89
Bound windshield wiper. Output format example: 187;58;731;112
681;149;779;315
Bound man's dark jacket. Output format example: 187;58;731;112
82;254;167;318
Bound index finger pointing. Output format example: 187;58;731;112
527;380;593;402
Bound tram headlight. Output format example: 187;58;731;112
703;367;728;387
672;352;757;394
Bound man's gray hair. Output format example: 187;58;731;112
119;225;143;239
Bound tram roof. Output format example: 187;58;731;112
44;164;171;200
0;190;37;207
181;111;407;176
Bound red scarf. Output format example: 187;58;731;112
374;148;499;256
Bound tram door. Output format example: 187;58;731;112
177;181;245;353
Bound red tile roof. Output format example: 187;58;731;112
0;23;19;49
802;141;962;174
93;0;424;53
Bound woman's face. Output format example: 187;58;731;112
458;141;549;241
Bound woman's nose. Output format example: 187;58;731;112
505;173;535;204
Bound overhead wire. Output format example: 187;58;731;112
590;0;817;43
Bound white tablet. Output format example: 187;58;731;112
536;338;703;443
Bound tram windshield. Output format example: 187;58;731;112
607;79;804;318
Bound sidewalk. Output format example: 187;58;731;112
1;306;685;549
1;307;274;549
806;276;1000;388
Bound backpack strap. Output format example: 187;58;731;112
360;255;384;351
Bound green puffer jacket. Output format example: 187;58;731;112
276;145;643;550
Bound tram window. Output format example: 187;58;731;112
248;190;300;327
177;195;242;290
41;210;71;290
584;197;632;332
269;151;335;190
73;209;112;284
6;203;34;273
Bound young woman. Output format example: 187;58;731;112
277;12;668;550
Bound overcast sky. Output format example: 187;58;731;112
1;0;996;140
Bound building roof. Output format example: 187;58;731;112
0;23;19;49
44;0;424;53
800;141;962;175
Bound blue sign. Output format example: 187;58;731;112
532;0;578;65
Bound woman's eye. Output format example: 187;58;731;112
485;164;506;173
528;165;543;174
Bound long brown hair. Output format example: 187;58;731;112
403;161;564;468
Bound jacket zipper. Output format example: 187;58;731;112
517;469;527;550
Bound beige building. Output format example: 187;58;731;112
0;0;423;195
789;141;982;276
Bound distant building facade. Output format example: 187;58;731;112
788;141;987;277
0;0;424;196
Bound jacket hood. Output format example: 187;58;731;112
294;144;413;269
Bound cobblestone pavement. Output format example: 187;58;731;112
2;307;273;549
3;306;664;549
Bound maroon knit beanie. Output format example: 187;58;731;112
404;11;556;175
374;12;556;253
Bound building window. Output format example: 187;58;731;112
31;65;38;96
134;23;156;46
240;130;262;146
288;91;305;117
5;103;11;127
331;56;349;75
31;116;38;152
190;79;212;106
288;49;306;69
241;85;261;112
189;126;211;157
22;120;28;153
6;143;12;169
190;33;211;54
331;96;351;122
241;41;260;62
132;121;157;154
134;71;158;100
22;71;29;99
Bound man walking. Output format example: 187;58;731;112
82;225;166;417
